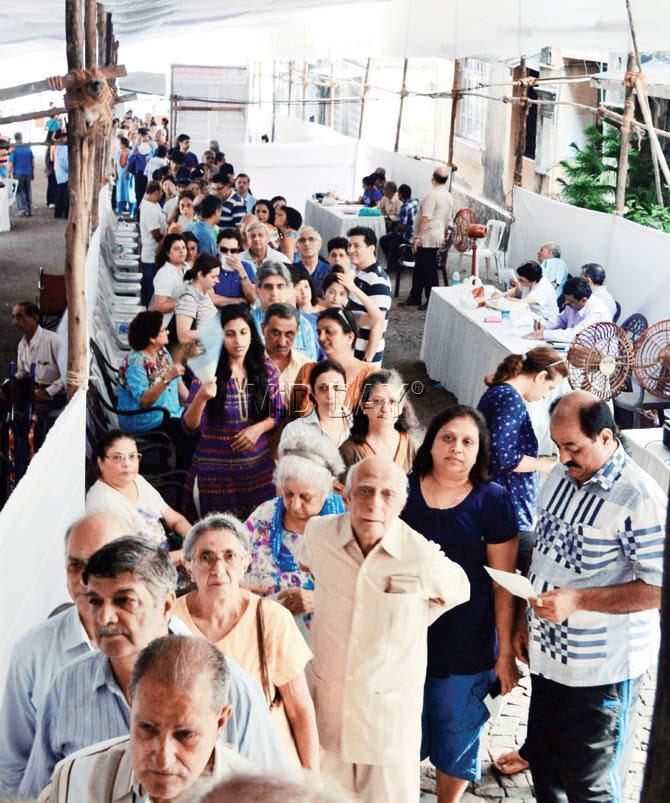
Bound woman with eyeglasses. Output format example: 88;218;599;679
175;512;318;769
212;228;258;307
280;359;352;448
339;369;419;477
86;430;191;554
183;304;283;521
289;308;375;417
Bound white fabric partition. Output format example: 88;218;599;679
0;187;10;233
508;188;670;324
0;389;87;691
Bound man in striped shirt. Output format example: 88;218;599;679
211;173;245;228
513;391;665;803
346;226;392;366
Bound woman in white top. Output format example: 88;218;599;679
86;430;191;559
500;260;558;322
174;253;220;346
280;359;352;448
151;233;188;328
168;191;196;230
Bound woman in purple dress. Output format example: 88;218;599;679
183;304;283;520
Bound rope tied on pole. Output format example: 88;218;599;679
63;67;115;131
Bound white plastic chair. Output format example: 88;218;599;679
6;178;18;208
458;219;508;284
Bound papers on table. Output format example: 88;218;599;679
484;566;537;600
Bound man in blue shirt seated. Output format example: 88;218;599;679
0;513;126;795
186;195;223;258
8;132;34;217
357;174;382;207
294;226;330;295
212;228;257;306
379;183;419;273
538;242;569;298
18;537;285;798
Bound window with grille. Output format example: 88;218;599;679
457;58;488;144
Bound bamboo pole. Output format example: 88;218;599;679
84;0;96;69
287;61;293;118
89;1;104;233
649;98;664;207
0;65;126;103
513;56;529;187
0;94;134;126
614;53;636;217
394;58;409;153
358;58;371;140
447;59;462;165
301;61;308;122
271;59;277;142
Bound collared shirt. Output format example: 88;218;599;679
528;446;666;688
139;199;167;264
349;261;392;365
9;144;33;177
186;219;218;258
379;193;401;220
294;259;331;295
279;407;352;450
398;198;420;242
250;305;318;361
54;145;68;184
37;735;252;802
220;197;245;227
0;606;90;794
297;513;469;765
240;245;289;271
267;348;310;405
417;185;453;248
520;275;559;322
17;325;64;396
593;285;617;320
541;258;569;297
544;293;612;342
231;191;256;215
362;186;382;207
214;260;256;301
19;640;286;797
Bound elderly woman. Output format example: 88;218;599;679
245;433;345;631
339;368;419;475
290;308;374;417
401;406;519;803
176;512;319;769
117;310;187;437
86;430;191;556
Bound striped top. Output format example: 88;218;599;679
174;283;218;328
528;445;666;687
349;261;392;365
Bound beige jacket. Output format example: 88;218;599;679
297;513;469;765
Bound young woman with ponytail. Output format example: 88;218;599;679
477;347;568;570
174;253;220;345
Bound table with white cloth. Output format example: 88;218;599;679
0;186;10;233
420;286;568;453
622;428;670;493
303;199;387;260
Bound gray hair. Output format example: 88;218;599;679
297;225;322;243
246;220;269;237
264;302;299;327
544;242;561;258
187;772;352;803
183;513;251;561
131;635;230;712
256;260;292;288
344;456;409;499
82;536;177;597
274;432;345;494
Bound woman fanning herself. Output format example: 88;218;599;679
401;406;519;803
176;513;318;769
339;368;419;475
478;347;566;570
183;304;282;520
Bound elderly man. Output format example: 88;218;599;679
526;275;612;343
537;242;569;298
211;173;245;228
294;226;330;295
19;537;284;797
297;456;470;803
232;173;255;214
0;513;126;795
513;391;665;803
262;302;310;404
250;262;318;360
399;167;453;310
37;635;251;802
580;262;617;320
240;220;289;270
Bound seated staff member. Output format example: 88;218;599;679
526;276;612;343
496;261;558;322
212;228;257;306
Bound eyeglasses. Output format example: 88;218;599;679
104;452;142;465
219;247;240;254
297;236;318;244
364;398;397;409
195;550;245;569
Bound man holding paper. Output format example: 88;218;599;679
513;391;665;803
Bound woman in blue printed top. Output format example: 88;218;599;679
477;346;567;569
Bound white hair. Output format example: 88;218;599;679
297;225;322;243
183;512;251;560
274;432;345;493
344;456;409;499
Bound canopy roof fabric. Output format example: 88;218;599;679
1;0;670;61
591;60;670;100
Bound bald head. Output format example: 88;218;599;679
550;390;598;424
433;166;449;185
346;456;408;548
538;241;561;260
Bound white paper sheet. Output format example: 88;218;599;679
484;566;537;600
187;312;223;384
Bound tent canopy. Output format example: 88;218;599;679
591;59;670;100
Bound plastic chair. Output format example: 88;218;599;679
6;178;18;207
613;300;622;324
458;219;508;283
613;379;670;428
620;313;648;345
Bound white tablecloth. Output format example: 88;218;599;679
622;429;670;493
303;199;387;259
0;187;9;233
420;286;568;453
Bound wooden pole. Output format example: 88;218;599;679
0;93;134;126
287;61;293;118
89;1;105;233
301;61;308;122
271;60;277;142
513;56;529;187
394;58;409;153
96;4;106;67
358;58;371;140
448;59;462;166
649;99;664;207
84;0;97;69
0;65;126;103
328;64;335;129
614;53;636;216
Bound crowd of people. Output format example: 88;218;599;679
0;116;666;803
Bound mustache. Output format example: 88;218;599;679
97;625;126;638
565;461;580;469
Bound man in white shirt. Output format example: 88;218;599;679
240;221;290;270
139;180;167;306
526;276;612;344
400;167;453;310
37;635;250;802
580;262;618;320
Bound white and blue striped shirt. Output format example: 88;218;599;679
528;445;666;687
19;637;285;797
349;261;392;365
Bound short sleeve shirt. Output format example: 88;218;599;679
9;145;33;176
401;474;518;675
349;262;392;364
152;263;186;325
215;260;256;300
85;476;168;546
174;283;218;327
186;219;218;258
419;185;453;248
541;258;569;297
139;200;167;263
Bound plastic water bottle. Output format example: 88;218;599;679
452;270;461;286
